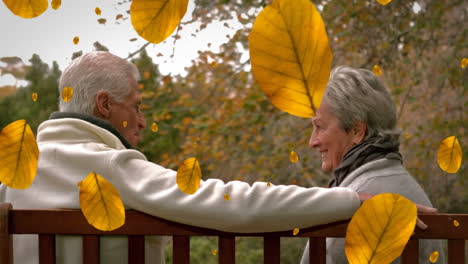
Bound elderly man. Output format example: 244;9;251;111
0;52;427;264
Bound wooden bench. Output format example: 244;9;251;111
0;203;466;263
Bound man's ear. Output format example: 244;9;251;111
94;91;111;118
352;121;367;144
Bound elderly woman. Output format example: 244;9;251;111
300;66;444;263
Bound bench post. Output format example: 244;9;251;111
0;203;12;264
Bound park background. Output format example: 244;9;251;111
0;0;466;262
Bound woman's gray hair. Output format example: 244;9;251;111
58;51;140;115
324;66;401;144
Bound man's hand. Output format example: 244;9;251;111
357;193;438;230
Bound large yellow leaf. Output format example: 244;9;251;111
130;0;188;44
345;193;417;264
78;172;125;231
176;157;201;194
2;0;48;18
437;136;462;173
249;0;332;117
0;120;39;189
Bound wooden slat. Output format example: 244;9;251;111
0;203;12;264
83;235;99;264
39;234;55;264
309;237;326;264
448;239;465;264
128;235;145;264
219;235;235;264
401;239;418;264
173;236;190;264
264;237;280;264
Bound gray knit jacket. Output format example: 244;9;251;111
300;158;445;264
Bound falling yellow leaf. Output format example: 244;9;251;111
293;228;299;236
461;58;468;69
95;7;101;15
373;65;382;76
429;251;439;263
345;193;417;264
437;136;462;173
267;182;271;187
31;92;38;102
51;0;61;10
224;194;230;200
78;172;125;231
122;121;128;128
176;157;201;194
405;132;410;139
151;122;158;132
143;71;151;80
73;36;80;45
130;0;189;44
249;0;332;118
62;86;74;102
211;249;218;256
138;83;145;89
116;14;124;20
2;0;48;18
453;219;460;227
0;120;39;189
289;150;299;163
376;0;392;6
97;18;107;24
210;61;217;67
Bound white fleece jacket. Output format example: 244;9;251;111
0;118;360;264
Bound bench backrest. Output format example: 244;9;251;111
0;203;466;264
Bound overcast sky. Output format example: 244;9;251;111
0;0;244;86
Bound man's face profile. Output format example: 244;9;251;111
97;76;146;147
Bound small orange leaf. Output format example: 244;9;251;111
437;136;462;173
123;121;128;128
376;0;392;6
453;219;460;227
143;71;151;80
0;120;39;189
32;92;38;102
224;194;230;200
62;86;74;102
176;157;202;194
78;172;125;231
116;14;124;20
73;36;80;45
429;251;439;263
151;122;158;132
461;58;468;69
51;0;61;10
211;249;218;256
95;7;102;15
373;65;383;76
3;0;48;18
289;150;299;163
97;18;107;24
293;228;299;236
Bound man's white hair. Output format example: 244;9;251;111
324;66;401;144
58;51;140;115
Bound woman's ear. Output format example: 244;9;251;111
94;91;111;118
352;121;367;144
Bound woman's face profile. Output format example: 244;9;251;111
308;101;356;172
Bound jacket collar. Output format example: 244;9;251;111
49;112;134;149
